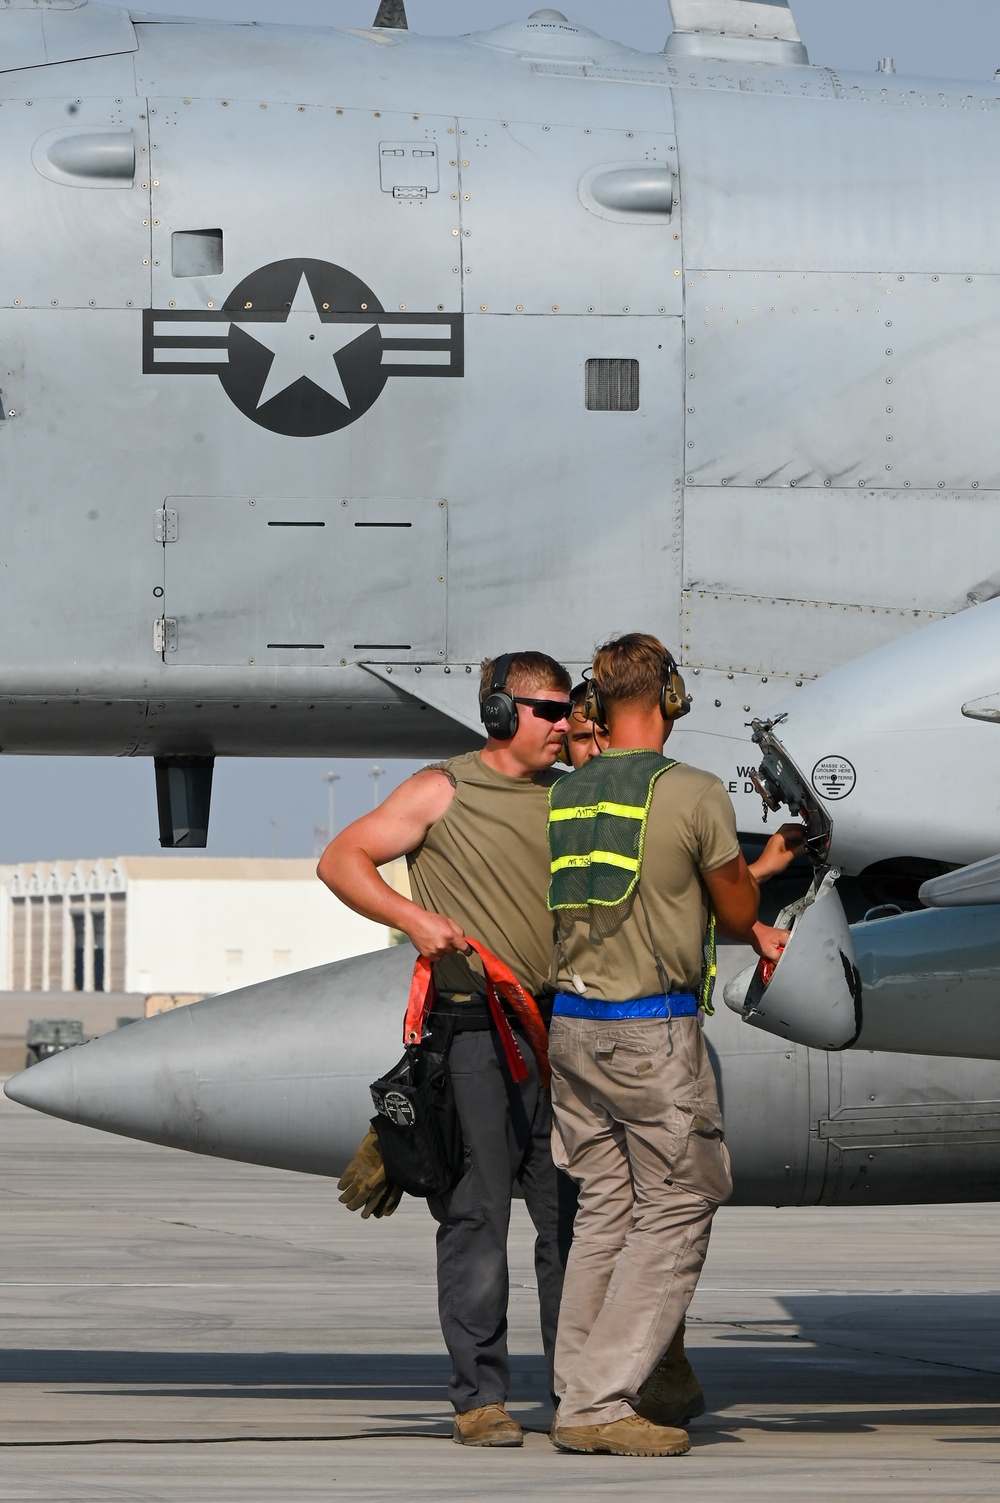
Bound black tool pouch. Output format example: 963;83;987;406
369;1016;464;1198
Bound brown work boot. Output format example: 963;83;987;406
452;1403;523;1447
553;1413;690;1456
635;1322;707;1427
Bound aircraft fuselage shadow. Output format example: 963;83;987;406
690;1291;1000;1432
5;1291;1000;1435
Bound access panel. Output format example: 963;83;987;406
149;103;461;314
0;96;150;308
162;496;446;666
458;122;681;316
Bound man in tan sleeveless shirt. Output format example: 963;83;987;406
318;651;575;1448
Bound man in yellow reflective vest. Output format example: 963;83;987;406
546;632;797;1458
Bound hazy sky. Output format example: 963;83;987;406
2;0;996;864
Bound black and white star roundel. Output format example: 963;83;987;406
142;258;464;438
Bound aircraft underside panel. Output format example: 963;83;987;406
704;972;1000;1207
161;495;447;666
681;589;946;683
817;1049;1000;1205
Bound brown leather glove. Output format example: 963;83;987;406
337;1126;403;1219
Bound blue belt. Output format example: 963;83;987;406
553;992;699;1021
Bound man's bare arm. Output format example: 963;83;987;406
702;854;789;962
748;822;806;883
316;770;469;961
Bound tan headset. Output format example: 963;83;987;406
583;652;691;729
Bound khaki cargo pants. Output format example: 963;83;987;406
548;1014;732;1428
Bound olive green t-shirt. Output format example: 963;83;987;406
554;761;740;1002
407;750;561;998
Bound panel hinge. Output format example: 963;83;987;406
393;185;428;199
153;617;178;654
155;507;178;543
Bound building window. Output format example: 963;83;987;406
92;911;105;993
72;912;86;992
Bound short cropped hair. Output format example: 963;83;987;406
479;651;572;703
591;632;675;713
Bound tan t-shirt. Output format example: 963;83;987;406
554;763;740;1002
407;750;561;998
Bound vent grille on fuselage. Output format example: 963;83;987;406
585;358;639;412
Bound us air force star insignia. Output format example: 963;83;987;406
142;257;464;438
249;273;374;411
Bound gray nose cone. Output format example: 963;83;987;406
4;945;412;1177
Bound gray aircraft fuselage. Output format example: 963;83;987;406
3;3;1000;856
7;1;1000;1203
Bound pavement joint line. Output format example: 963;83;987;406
0;1432;455;1448
693;1287;1000;1296
3;1282;993;1293
0;1281;441;1289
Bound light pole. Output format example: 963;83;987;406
322;770;341;842
368;764;385;809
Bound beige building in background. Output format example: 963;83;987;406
0;857;407;997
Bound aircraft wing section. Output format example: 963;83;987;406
360;661;590;741
726;881;1000;1062
359;662;486;740
919;855;1000;907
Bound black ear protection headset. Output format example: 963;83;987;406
583;651;691;730
480;652;521;739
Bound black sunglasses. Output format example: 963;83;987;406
513;697;574;723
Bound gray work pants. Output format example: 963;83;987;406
427;1025;576;1414
549;1014;732;1428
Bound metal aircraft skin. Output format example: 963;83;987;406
1;0;998;858
5;0;1000;1204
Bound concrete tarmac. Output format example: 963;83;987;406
2;1088;998;1502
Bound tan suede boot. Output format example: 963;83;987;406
635;1320;707;1427
452;1403;523;1447
553;1413;690;1456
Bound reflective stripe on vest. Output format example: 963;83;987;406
547;749;678;911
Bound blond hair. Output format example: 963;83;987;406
479;651;571;703
591;632;675;713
